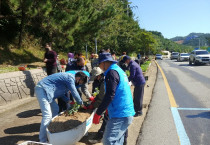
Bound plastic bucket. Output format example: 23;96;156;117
46;109;96;145
18;141;52;145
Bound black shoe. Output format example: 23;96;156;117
134;112;142;117
88;132;103;144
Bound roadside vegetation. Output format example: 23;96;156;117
141;61;151;72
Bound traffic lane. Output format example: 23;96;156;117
178;109;210;145
157;59;210;145
137;69;179;145
157;60;210;108
159;59;210;87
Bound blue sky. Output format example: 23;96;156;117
129;0;210;39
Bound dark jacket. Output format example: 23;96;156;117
65;61;89;72
44;50;57;67
92;75;105;108
128;60;145;86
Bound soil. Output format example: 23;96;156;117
48;109;92;133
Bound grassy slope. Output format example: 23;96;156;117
0;46;68;73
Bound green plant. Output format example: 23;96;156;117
93;87;99;97
141;61;151;72
65;103;80;116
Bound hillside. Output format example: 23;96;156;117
171;33;210;47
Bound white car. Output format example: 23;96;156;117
170;52;179;60
189;50;210;65
177;53;190;61
155;54;163;60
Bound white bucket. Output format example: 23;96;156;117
18;141;52;145
46;109;96;145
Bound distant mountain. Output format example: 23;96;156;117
170;33;210;47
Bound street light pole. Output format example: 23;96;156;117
85;44;88;59
95;38;97;54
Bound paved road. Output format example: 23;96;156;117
137;59;210;145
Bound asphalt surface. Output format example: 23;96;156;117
136;65;179;145
138;58;210;145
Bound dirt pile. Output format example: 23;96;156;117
48;109;92;133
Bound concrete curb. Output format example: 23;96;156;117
127;60;158;145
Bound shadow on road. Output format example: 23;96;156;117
186;112;210;119
17;109;41;118
0;134;39;145
4;123;40;134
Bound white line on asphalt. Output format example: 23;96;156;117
171;107;191;145
178;108;210;111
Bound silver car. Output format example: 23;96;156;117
170;52;179;60
177;53;190;61
155;54;163;60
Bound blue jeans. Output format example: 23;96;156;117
102;116;133;145
35;85;59;142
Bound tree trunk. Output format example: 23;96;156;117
18;0;25;49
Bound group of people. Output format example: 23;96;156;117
36;43;145;145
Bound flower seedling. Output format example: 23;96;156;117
65;103;80;116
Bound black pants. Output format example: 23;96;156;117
46;66;57;76
133;84;145;114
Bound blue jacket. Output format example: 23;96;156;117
37;72;83;105
128;60;145;86
104;64;135;118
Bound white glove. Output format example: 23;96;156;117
128;81;132;86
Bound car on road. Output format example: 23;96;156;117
177;53;190;61
189;50;210;65
170;52;179;60
155;54;163;60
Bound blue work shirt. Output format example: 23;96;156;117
37;72;83;105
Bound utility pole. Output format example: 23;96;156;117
85;44;88;59
95;38;97;54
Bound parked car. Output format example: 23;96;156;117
189;50;210;65
170;52;179;60
155;54;163;60
177;53;190;61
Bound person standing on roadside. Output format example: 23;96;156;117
93;52;135;145
123;55;145;117
44;43;57;75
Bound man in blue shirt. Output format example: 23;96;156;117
123;55;146;117
93;52;135;145
35;72;87;143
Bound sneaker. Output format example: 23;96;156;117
88;132;103;144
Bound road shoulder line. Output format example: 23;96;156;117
155;61;177;107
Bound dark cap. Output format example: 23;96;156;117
122;55;131;63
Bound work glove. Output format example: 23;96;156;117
87;104;94;110
89;96;95;102
82;105;88;110
93;113;101;124
82;104;94;110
